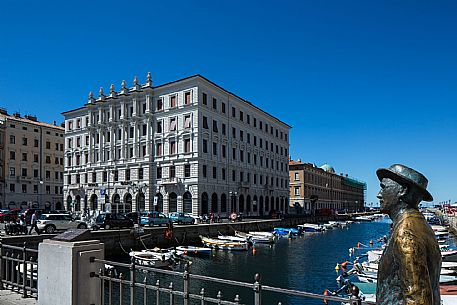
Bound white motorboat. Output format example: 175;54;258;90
175;245;212;255
297;223;324;232
218;235;248;243
234;231;275;244
129;250;173;268
200;236;248;251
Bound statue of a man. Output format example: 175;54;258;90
376;164;441;305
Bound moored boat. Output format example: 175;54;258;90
200;236;248;251
175;245;212;255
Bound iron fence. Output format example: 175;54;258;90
93;258;375;305
0;242;38;299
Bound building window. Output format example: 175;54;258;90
10;184;15;192
142;124;147;136
202;116;208;129
232;127;236;138
156;121;163;133
184;115;191;129
157;98;163;111
202;93;207;105
222;145;226;158
232;107;236;117
33;185;38;194
232;147;236;160
45;141;50;149
156;143;163;156
202;165;207;178
185;92;191;105
212;166;217;179
184;164;191;177
34;169;38;178
139;168;144;179
212;98;217;109
157;167;162;179
239;111;244;121
129;126;134;138
294;187;300;196
169;118;177;131
203;139;208;153
114;170;118;181
10;151;15;160
170;95;177;108
46;186;50;194
221;103;226;113
125;169;130;181
10;135;15;144
45;156;51;164
222;123;226;135
212;142;217;155
184;139;191;153
294;172;299;181
103;171;107;182
222;168;226;180
170;166;176;178
169;140;176;155
212;120;218;132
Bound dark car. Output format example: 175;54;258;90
94;213;134;230
0;209;20;223
125;212;140;224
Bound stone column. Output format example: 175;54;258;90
38;239;104;305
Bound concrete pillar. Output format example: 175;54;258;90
38;239;104;305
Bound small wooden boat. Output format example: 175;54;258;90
129;250;173;268
200;236;248;251
218;235;248;243
297;223;324;232
175;245;212;255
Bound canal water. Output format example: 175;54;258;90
109;218;395;305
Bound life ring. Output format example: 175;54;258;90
230;213;237;221
164;228;173;240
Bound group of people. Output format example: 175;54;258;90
2;211;41;235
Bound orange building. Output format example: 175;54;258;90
289;159;365;214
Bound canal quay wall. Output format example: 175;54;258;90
1;213;363;258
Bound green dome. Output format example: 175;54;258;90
320;163;335;173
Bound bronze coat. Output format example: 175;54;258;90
376;210;441;305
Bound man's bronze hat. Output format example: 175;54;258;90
376;164;433;202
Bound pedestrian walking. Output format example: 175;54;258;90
28;211;40;235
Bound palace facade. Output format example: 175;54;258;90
0;109;65;210
62;74;290;217
289;159;366;214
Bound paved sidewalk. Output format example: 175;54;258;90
0;290;37;305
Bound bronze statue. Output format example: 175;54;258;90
376;164;441;305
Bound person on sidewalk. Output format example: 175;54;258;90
376;164;441;305
28;211;40;235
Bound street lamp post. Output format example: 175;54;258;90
229;191;237;214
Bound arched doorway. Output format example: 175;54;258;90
124;193;132;214
56;202;62;210
84;195;88;212
239;195;245;213
276;197;280;211
155;193;163;212
183;192;192;213
137;192;146;212
66;195;72;211
281;197;285;212
221;193;227;213
265;196;269;212
112;194;120;213
169;193;177;213
201;192;209;215
75;195;81;212
253;195;258;213
259;196;264;216
211;193;218;213
90;194;98;211
246;195;251;214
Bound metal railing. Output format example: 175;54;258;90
93;258;375;305
0;242;38;299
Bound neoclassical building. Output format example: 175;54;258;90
62;74;291;217
289;159;366;214
0;109;65;210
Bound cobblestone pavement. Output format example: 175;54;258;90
0;290;37;305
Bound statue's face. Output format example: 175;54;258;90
377;178;403;214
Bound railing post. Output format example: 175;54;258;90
183;263;189;305
99;269;104;305
155;280;161;305
130;257;136;305
200;288;205;305
22;242;27;298
216;291;222;305
0;242;4;290
119;273;124;305
169;282;174;305
253;273;262;305
350;296;361;305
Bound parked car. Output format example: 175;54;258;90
37;213;88;234
140;211;170;226
125;212;140;224
169;212;195;224
94;213;134;230
0;209;20;223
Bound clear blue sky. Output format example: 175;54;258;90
1;1;456;207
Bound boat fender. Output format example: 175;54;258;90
341;261;349;268
184;250;188;255
323;290;329;304
252;247;257;254
335;263;340;271
357;242;361;248
164;228;173;240
369;240;373;246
